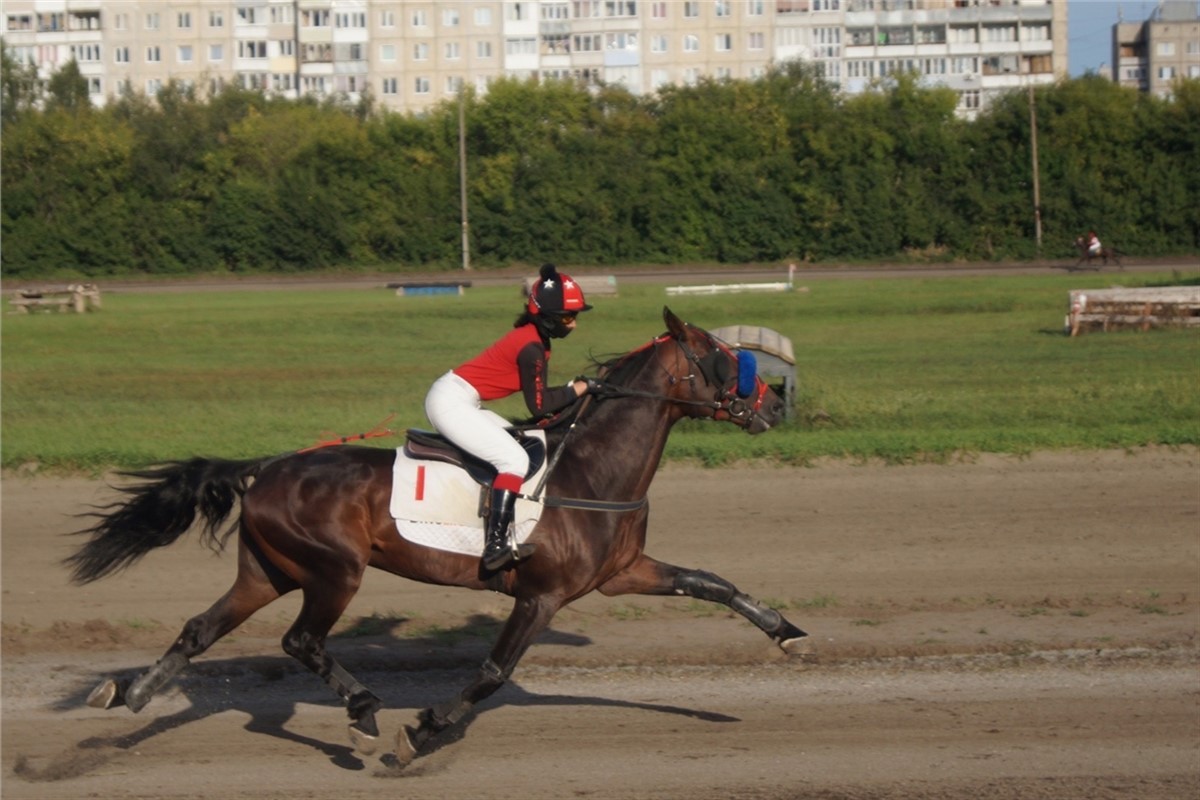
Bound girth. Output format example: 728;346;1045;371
403;429;546;487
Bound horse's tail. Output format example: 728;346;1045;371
65;456;272;585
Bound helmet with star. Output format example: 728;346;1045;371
526;263;593;317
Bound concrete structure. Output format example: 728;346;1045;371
3;0;1067;118
1113;0;1200;96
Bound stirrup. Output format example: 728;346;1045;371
482;533;535;572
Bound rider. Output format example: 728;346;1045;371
424;263;599;572
1087;230;1102;256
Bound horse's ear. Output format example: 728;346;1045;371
663;307;687;338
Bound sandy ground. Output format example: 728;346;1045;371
2;449;1198;799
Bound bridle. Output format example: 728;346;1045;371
591;327;772;430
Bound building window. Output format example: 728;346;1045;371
748;31;765;50
475;7;493;25
715;1;732;17
1157;42;1175;56
415;76;430;94
381;10;396;27
88;77;101;94
239;41;268;59
382;77;399;95
71;44;102;63
608;1;638;17
651;2;668;19
506;38;537;55
446;76;462;93
747;0;765;16
1159;66;1176;79
477;41;494;58
237;6;263;25
412;9;427;27
302;9;330;27
684;1;700;17
115;46;130;64
178;45;193;63
177;12;191;29
414;43;429;60
278;40;295;56
684;34;700;52
272;73;294;91
443;8;460;26
445;42;462;59
959;90;980;111
381;44;397;61
573;34;602;52
210;44;224;62
813;0;840;10
651;35;668;53
272;5;294;24
506;3;528;21
145;12;160;30
607;32;638;50
146;45;161;63
147;79;162;96
209;10;224;27
714;33;732;51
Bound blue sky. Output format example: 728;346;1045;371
1068;1;1171;76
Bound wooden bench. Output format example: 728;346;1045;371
9;284;102;314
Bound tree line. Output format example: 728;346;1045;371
2;52;1197;278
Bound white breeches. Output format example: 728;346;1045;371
424;371;529;477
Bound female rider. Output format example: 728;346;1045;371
424;263;599;572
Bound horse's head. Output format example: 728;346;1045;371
657;307;785;434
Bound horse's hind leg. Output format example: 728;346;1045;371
88;540;289;712
598;554;809;654
280;576;385;754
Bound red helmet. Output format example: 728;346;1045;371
527;263;593;316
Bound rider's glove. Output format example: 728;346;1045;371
576;376;608;396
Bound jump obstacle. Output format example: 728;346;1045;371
666;264;802;297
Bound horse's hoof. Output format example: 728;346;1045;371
86;679;124;709
348;724;379;755
394;725;419;766
780;634;815;660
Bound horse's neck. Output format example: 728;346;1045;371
550;370;676;502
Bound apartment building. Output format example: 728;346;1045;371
1113;0;1200;96
2;1;1067;118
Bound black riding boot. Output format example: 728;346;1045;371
481;488;533;572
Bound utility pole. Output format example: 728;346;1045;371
1028;84;1042;256
458;88;471;272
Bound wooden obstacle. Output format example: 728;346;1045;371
1066;286;1200;336
388;280;472;297
666;264;804;297
522;275;618;299
9;284;102;314
708;324;798;419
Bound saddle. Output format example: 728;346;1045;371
403;429;546;487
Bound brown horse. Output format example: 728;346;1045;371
66;307;806;765
1073;236;1124;271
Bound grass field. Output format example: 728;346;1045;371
2;270;1198;474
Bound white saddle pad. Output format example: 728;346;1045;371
389;431;547;557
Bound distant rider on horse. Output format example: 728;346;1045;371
423;263;600;572
1086;230;1102;257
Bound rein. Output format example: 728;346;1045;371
517;328;763;515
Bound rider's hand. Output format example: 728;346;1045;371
574;376;606;396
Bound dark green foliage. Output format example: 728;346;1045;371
1;61;1197;278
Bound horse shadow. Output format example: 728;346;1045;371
18;614;738;781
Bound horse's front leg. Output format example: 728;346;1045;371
599;555;809;654
395;594;559;765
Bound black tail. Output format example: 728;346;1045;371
65;457;268;585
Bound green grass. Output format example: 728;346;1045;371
3;270;1198;473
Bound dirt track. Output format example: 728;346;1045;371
2;449;1198;799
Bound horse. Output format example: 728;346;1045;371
1072;236;1124;271
66;306;807;765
